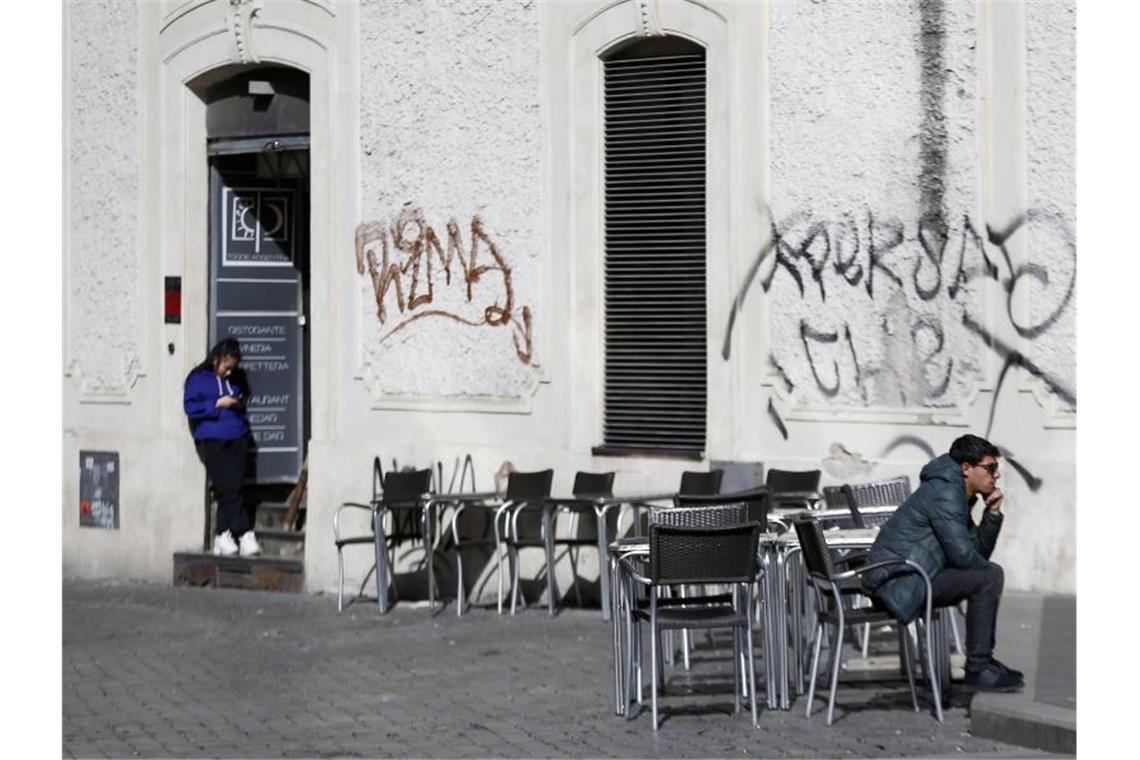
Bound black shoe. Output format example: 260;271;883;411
990;658;1024;681
963;663;1024;692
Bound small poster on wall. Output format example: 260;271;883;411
80;451;119;530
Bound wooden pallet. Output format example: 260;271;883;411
172;552;304;593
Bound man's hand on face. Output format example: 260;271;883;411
985;487;1004;514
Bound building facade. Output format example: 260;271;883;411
63;0;1076;599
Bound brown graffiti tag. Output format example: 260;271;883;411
354;206;533;364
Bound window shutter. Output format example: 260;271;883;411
599;46;707;456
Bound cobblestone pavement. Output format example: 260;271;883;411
63;580;1059;758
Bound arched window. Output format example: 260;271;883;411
598;36;707;456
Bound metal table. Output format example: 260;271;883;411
547;493;675;621
373;490;500;614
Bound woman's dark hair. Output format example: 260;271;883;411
184;338;242;387
949;434;1000;466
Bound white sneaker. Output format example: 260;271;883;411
238;531;262;557
213;530;239;556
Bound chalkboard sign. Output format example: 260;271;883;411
80;451;119;529
217;315;303;482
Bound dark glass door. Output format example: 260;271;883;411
208;145;310;484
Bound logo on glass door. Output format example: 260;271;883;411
223;188;294;266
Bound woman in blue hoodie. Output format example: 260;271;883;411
184;338;261;557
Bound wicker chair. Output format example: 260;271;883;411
825;476;912;528
619;469;725;539
793;516;943;725
622;521;763;729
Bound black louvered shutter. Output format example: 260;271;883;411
598;41;707;456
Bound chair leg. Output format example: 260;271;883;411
650;620;659;730
919;618;945;723
336;547;344;614
746;618;759;727
494;520;504;615
510;546;521;615
656;630;666;693
456;547;465;617
624;614;638;719
899;623;919;712
860;621;871;659
826;617;845;726
732;626;742;715
806;622;824;718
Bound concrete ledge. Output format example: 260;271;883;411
970;692;1076;755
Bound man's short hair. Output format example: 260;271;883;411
949;434;1000;466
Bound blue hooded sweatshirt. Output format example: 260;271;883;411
183;368;250;441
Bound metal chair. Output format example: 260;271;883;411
822;476;916;655
622;521;763;729
619;469;724;538
825;476;912;528
623;502;752;695
792;516;943;725
548;471;616;610
679;469;724;496
501;469;556;615
766;468;822;511
332;461;433;613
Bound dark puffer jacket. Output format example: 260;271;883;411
861;454;1003;623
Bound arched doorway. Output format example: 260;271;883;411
192;64;311;553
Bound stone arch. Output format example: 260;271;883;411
141;0;357;444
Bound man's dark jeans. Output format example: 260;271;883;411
930;562;1004;673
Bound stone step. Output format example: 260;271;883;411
255;501;305;531
173;552;303;593
254;528;305;558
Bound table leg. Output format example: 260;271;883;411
611;552;624;715
373;508;389;615
425;502;435;611
597;509;611;622
761;548;778;709
777;549;790;709
543;506;556;617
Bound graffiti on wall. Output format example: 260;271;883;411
355;205;533;364
722;207;1076;415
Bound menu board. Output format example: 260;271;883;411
216;316;303;483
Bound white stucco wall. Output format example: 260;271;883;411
66;0;141;396
1025;0;1076;406
767;0;983;411
355;0;542;400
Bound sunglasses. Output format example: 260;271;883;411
976;462;999;475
